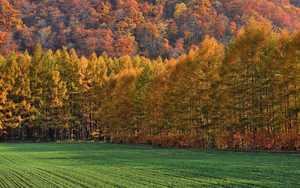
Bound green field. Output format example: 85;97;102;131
0;143;299;188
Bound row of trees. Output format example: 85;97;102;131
1;20;300;150
2;0;300;59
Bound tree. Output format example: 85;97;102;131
3;51;35;141
174;3;187;19
0;0;22;56
82;53;108;139
46;70;69;140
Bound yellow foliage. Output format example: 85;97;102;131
174;3;187;19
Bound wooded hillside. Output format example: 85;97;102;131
1;0;300;59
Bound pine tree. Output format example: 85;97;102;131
45;70;69;140
29;44;45;140
4;52;34;141
131;59;155;136
82;53;108;139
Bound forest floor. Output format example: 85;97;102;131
0;142;299;187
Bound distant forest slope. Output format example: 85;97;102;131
1;0;300;58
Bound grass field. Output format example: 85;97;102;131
0;143;299;188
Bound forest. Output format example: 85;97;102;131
1;0;300;59
1;0;300;150
1;18;300;151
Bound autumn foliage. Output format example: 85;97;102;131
1;0;300;150
1;19;300;151
0;0;300;59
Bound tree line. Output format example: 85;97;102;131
1;20;300;150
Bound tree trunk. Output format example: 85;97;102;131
45;128;47;141
76;125;78;139
37;126;40;141
11;128;14;141
69;128;71;140
54;128;57;141
22;122;25;142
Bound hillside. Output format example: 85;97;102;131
1;0;300;58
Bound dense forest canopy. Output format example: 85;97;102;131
1;0;300;59
1;19;300;150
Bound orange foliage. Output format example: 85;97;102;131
0;0;21;31
0;0;298;58
114;38;135;58
0;31;7;43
